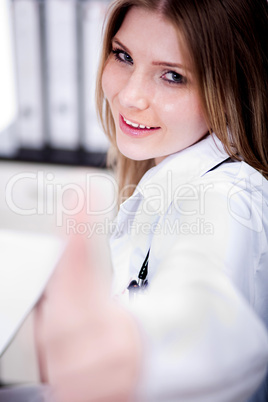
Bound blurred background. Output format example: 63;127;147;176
0;0;116;386
1;0;111;165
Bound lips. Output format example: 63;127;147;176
122;115;157;129
119;114;160;137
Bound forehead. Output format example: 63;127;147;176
114;7;190;64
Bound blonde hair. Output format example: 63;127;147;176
96;0;268;203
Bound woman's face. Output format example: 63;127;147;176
102;7;208;164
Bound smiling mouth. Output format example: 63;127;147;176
122;115;159;130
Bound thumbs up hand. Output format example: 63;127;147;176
35;210;141;402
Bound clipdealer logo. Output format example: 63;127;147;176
227;170;264;233
5;168;264;233
5;171;118;226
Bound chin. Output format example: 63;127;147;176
120;150;150;161
116;142;149;161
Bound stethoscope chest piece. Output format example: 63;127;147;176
127;249;150;301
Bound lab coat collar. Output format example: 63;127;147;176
119;133;230;216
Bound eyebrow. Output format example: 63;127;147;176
112;38;189;71
152;61;186;70
112;38;129;53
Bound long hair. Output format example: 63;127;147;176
96;0;268;203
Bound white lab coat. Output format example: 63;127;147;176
109;134;268;402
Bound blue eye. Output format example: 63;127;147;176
162;71;185;84
112;48;133;64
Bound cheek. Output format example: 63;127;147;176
188;99;208;131
160;101;176;113
162;95;207;130
155;97;188;128
102;60;127;103
101;60;122;103
154;89;192;118
101;65;112;100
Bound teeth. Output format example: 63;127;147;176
126;119;139;127
123;116;152;129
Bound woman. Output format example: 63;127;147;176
36;0;268;401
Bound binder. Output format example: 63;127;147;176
0;0;18;156
12;0;44;149
9;0;109;162
45;0;79;150
0;123;18;157
82;0;109;152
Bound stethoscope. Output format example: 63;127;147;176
127;249;150;300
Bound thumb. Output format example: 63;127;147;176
45;200;112;312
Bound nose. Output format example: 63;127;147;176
118;70;150;111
